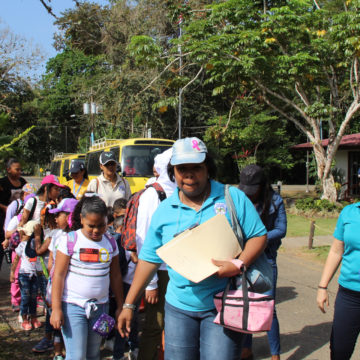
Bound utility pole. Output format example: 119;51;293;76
178;19;183;139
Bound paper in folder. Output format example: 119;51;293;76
156;214;242;283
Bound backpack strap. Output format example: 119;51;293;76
149;183;167;201
66;231;78;256
28;197;37;221
104;232;117;253
224;185;244;249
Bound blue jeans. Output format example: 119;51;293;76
18;273;38;316
331;285;360;360
61;301;109;360
113;283;139;359
242;257;280;355
164;301;244;360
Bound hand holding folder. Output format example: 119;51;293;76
156;214;242;283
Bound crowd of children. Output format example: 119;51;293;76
1;169;142;360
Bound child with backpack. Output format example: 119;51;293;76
10;220;43;331
50;195;124;360
3;184;38;312
32;198;78;359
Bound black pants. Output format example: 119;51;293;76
331;285;360;359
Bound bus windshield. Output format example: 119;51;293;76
121;145;172;177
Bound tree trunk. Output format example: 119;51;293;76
321;174;337;202
312;141;338;202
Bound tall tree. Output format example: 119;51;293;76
136;0;360;201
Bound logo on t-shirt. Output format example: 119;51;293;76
99;248;110;263
214;202;227;215
80;248;99;262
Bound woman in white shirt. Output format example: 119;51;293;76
87;151;131;207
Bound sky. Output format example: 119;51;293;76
0;0;109;77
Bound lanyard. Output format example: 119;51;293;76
73;179;85;198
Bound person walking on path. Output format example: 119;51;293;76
317;202;360;360
239;165;287;360
0;159;26;269
64;160;89;200
87;151;131;206
135;148;177;360
118;137;267;360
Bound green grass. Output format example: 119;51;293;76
287;214;337;237
303;245;331;262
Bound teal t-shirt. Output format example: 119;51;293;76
139;180;267;311
333;203;360;292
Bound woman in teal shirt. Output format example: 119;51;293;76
317;203;360;359
118;137;267;360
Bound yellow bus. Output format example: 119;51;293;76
50;153;86;184
86;138;174;193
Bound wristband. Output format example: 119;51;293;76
318;285;327;290
230;259;244;271
123;303;136;311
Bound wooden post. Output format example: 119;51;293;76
308;220;315;249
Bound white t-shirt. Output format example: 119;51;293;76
15;241;37;276
6;215;19;232
87;174;131;206
24;196;46;221
48;229;66;263
57;230;119;308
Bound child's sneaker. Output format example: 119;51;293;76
31;318;43;329
18;314;23;323
32;337;54;352
21;320;32;331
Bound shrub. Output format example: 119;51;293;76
295;198;343;212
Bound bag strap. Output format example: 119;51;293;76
67;231;78;256
28;197;37;221
220;273;250;331
150;182;167;202
104;232;117;253
224;185;244;249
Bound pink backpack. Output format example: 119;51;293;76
213;273;274;333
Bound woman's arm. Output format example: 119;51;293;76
110;255;124;320
267;198;287;243
118;259;160;337
50;251;70;329
317;238;344;313
213;234;267;278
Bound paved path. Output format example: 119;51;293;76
251;235;360;360
1;233;359;359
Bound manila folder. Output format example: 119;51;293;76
156;214;241;283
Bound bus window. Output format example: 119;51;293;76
63;159;70;176
121;145;171;177
50;161;61;176
87;151;102;176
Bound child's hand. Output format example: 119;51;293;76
145;289;159;304
130;252;138;264
2;239;9;249
9;272;15;283
50;309;64;330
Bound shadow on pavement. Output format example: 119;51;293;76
253;321;332;360
277;286;298;305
